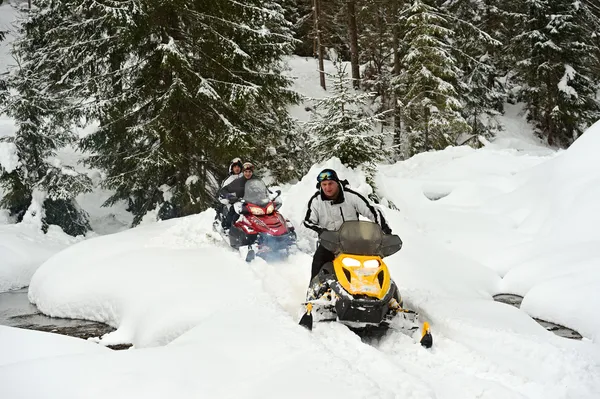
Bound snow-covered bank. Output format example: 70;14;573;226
0;224;79;292
490;122;600;340
6;183;600;399
15;211;440;399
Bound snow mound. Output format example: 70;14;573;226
485;122;600;340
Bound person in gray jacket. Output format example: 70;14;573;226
304;169;392;281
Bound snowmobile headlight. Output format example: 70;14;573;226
341;257;361;267
266;203;274;214
363;259;380;268
250;206;265;215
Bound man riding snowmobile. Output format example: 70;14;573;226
298;220;433;347
303;169;392;287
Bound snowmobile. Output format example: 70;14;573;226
214;179;297;262
299;221;432;348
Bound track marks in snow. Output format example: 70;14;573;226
380;330;530;399
244;250;600;399
313;323;435;399
247;253;435;398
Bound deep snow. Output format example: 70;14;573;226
6;146;600;398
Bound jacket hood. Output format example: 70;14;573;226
229;158;243;174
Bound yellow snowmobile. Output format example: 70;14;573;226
299;221;432;348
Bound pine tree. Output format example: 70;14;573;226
0;7;92;236
443;0;505;142
514;0;600;146
358;0;396;108
263;119;313;184
398;0;470;154
306;61;389;169
279;0;313;56
10;0;298;226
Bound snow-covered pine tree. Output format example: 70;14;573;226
486;0;526;80
398;0;470;155
306;61;389;169
442;0;505;142
263;121;313;184
358;0;396;108
0;8;92;236
278;0;313;56
12;0;297;226
513;0;600;147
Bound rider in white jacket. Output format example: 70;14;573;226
217;158;243;230
221;158;243;187
304;169;392;282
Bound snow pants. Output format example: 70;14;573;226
310;244;335;281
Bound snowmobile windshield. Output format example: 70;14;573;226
337;221;384;255
243;179;271;207
321;221;402;257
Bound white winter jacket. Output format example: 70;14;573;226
303;183;391;234
221;173;242;188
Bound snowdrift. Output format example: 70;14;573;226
488;122;600;340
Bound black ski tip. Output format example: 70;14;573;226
420;332;433;349
299;312;313;331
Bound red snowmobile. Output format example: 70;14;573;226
215;179;297;261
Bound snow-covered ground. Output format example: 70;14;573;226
2;9;600;398
3;140;600;398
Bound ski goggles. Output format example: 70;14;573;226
317;171;334;182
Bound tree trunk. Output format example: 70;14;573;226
313;0;326;90
346;0;360;89
392;0;402;148
424;107;430;151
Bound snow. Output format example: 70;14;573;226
0;223;79;292
558;64;578;98
0;325;110;367
20;188;46;229
0;140;19;172
1;54;600;398
489;121;600;340
5;140;599;397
